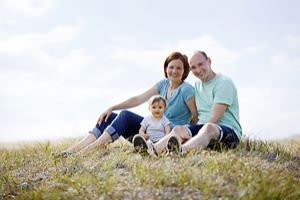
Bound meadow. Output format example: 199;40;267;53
1;136;299;199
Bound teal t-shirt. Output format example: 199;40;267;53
156;79;194;128
195;74;242;139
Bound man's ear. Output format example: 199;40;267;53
208;57;212;66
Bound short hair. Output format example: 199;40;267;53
148;95;167;108
194;50;208;60
163;51;190;81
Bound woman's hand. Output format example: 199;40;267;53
97;107;113;124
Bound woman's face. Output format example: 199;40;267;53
166;59;184;83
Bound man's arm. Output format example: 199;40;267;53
208;103;228;123
186;97;198;124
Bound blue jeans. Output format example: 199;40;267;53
91;110;143;142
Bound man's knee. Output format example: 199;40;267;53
172;125;186;133
171;126;190;138
172;126;188;135
201;122;219;139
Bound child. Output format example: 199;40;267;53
133;95;171;154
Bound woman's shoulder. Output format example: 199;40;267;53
156;79;169;87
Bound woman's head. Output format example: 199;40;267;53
164;51;190;82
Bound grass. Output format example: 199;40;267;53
0;137;299;199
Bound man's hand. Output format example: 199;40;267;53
180;134;192;144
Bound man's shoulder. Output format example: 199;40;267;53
216;73;235;85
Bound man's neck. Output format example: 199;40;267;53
203;71;216;83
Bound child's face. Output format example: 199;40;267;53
149;101;166;119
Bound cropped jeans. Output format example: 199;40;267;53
91;110;143;142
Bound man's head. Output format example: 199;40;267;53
190;51;215;82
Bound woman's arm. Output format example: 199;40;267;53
98;85;158;123
186;97;198;124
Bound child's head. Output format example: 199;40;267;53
148;95;167;119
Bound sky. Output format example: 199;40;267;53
0;0;299;142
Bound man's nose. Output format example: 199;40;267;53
196;67;202;73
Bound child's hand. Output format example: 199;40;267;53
139;132;149;140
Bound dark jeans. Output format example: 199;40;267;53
186;124;240;149
91;110;143;142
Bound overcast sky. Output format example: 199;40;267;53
0;0;299;142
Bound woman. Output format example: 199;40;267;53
61;51;198;156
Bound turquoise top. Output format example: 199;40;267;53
195;73;242;139
156;79;195;128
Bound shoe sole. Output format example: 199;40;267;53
148;142;158;157
133;136;148;155
167;136;180;153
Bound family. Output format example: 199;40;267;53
61;50;242;157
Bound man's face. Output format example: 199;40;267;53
190;53;211;82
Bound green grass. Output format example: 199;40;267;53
1;137;299;199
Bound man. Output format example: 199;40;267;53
166;50;242;154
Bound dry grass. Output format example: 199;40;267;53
1;137;299;199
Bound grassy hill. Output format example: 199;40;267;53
1;137;299;199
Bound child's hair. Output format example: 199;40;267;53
148;95;167;108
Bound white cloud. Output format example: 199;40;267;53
269;54;300;69
0;18;16;25
0;24;82;56
267;53;300;83
175;35;241;64
0;0;58;17
109;35;264;75
0;22;96;76
34;49;97;76
239;86;300;140
109;47;167;73
284;34;300;49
